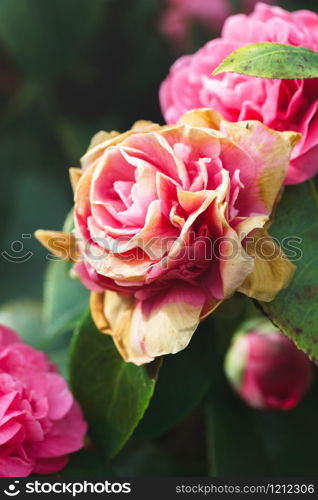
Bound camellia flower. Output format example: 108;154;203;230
0;325;87;477
224;318;313;410
36;108;298;365
160;2;318;184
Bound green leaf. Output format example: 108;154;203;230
213;42;318;79
261;182;318;363
43;259;89;339
0;298;43;348
69;312;159;459
135;319;215;439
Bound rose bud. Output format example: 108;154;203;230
224;318;313;410
36;109;299;365
0;325;87;477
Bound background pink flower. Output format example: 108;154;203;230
160;0;276;51
225;319;313;410
160;0;232;50
0;325;87;477
160;2;318;184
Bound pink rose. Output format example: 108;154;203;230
36;110;298;365
160;2;318;184
224;319;313;410
0;325;87;477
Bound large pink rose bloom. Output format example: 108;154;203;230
160;2;318;184
0;325;87;477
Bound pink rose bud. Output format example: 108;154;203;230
224;319;313;410
0;325;87;477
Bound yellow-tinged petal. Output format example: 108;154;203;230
104;291;153;365
238;228;296;302
177;108;223;129
219;119;301;212
220;227;254;299
34;230;78;262
74;165;96;216
235;215;269;241
90;292;111;334
89;286;205;365
128;287;204;362
88;130;120;150
282;130;302;148
69;167;82;194
132;120;159;130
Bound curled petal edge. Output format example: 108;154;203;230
34;230;79;263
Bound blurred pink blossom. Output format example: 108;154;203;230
160;0;275;49
160;0;232;49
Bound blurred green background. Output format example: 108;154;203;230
0;0;316;304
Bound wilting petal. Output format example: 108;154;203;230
132;283;205;361
219;120;300;212
34;231;78;262
219;227;254;299
98;285;206;365
74;165;95;221
90;292;111;334
88;130;120;150
132;120;159;131
233;215;269;241
69;168;82;194
177;108;223;129
238;229;296;302
103;291;153;365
